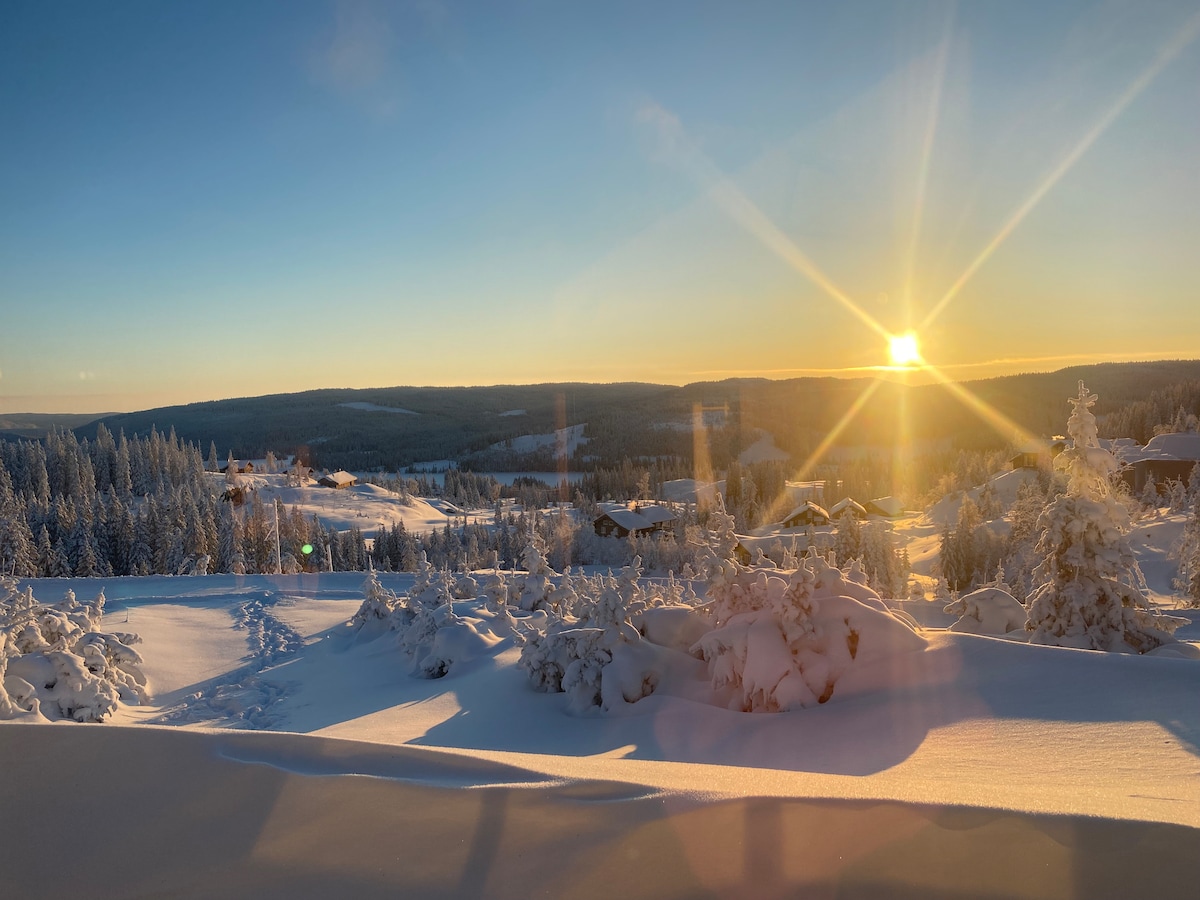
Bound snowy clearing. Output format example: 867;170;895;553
490;422;588;455
336;401;419;414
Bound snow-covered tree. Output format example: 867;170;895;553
1173;501;1200;607
833;511;862;568
225;452;241;489
1026;382;1185;652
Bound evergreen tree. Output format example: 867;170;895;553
0;502;37;577
834;510;862;567
35;525;54;576
1027;382;1184;652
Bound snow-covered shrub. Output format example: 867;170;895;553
692;552;925;712
349;568;407;633
518;558;671;711
945;587;1027;635
520;625;612;711
452;573;479;600
1026;383;1186;652
351;557;503;679
1;580;147;722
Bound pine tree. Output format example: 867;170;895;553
1026;382;1184;652
834;510;862;567
0;502;37;577
35;525;54;576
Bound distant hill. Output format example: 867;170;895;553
66;360;1200;472
0;412;106;440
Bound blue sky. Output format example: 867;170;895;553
2;1;1198;413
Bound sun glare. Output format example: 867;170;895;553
888;332;922;367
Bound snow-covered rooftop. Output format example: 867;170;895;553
1123;432;1200;464
596;503;677;533
782;500;829;522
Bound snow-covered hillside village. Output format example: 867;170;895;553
3;380;1200;897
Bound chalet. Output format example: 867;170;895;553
781;501;829;528
219;461;255;475
864;496;906;518
829;497;867;521
1009;438;1067;470
318;470;358;489
593;503;677;539
1119;433;1200;496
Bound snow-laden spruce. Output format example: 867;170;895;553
0;577;147;721
1025;382;1186;652
693;551;925;712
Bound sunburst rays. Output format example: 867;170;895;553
919;8;1200;333
660;7;1200;508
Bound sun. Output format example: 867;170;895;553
888;331;922;367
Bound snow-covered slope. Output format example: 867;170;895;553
3;572;1199;898
220;474;471;535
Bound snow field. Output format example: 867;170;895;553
4;567;1200;898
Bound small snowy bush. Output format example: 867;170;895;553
1;579;147;722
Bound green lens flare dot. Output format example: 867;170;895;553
302;544;313;555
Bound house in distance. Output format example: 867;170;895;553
780;501;830;528
1119;433;1200;495
593;503;677;539
318;470;358;489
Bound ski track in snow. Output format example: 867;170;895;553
151;591;305;729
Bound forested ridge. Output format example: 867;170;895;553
56;361;1200;473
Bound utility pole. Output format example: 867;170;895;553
272;500;282;575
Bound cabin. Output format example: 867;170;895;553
829;497;867;521
318;470;358;489
864;496;906;518
593;503;677;539
781;501;829;528
1009;437;1067;470
1119;433;1200;496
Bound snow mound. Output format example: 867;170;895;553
945;587;1027;635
